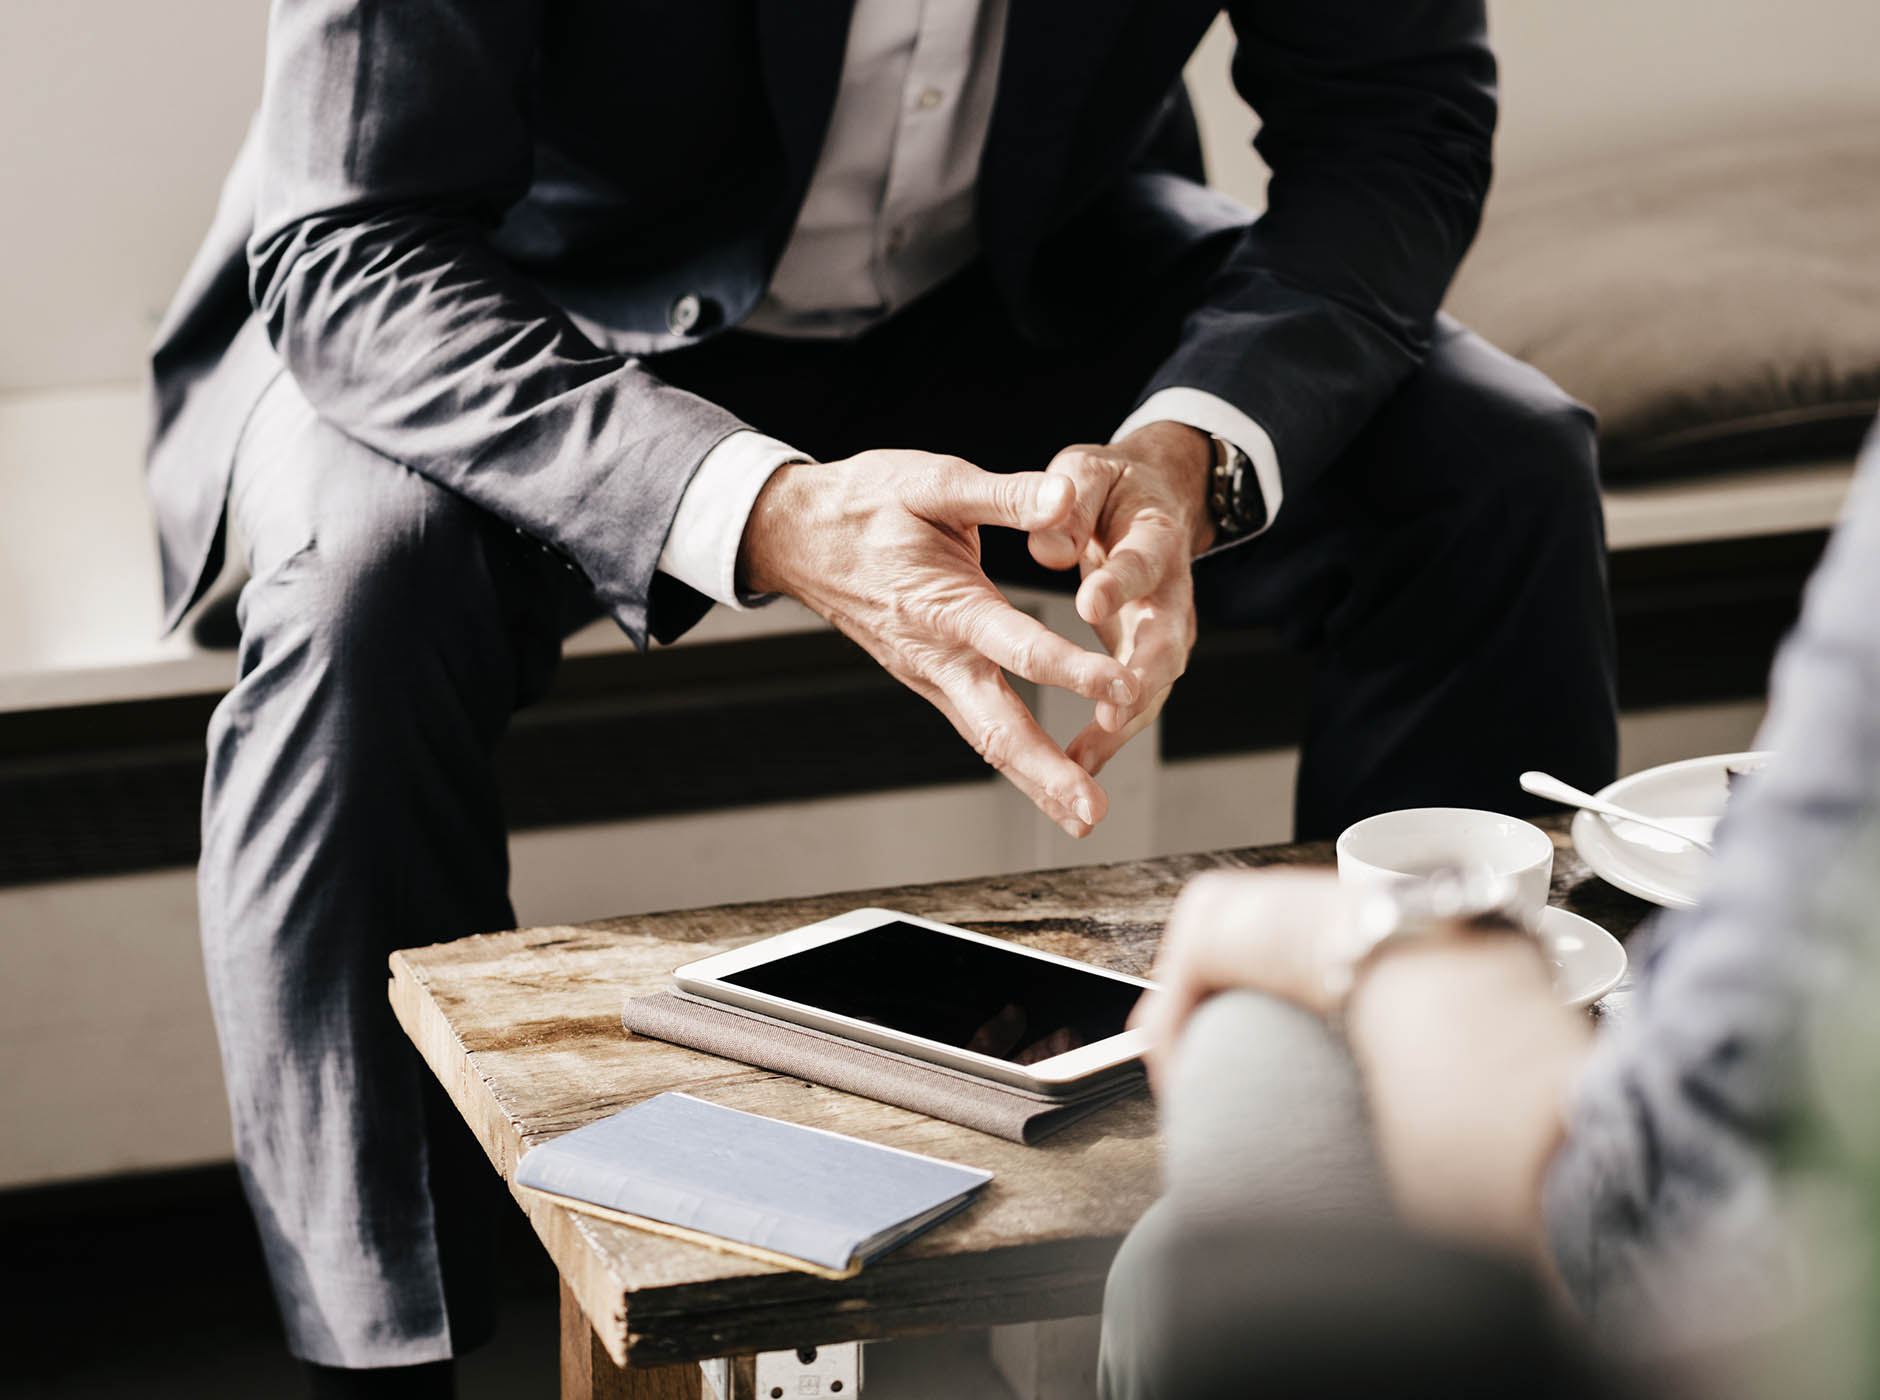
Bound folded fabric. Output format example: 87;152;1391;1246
1446;112;1880;477
621;989;1145;1145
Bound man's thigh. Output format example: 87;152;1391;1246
227;372;595;706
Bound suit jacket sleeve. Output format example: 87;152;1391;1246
246;0;745;647
1141;0;1497;506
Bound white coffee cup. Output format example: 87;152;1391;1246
1335;807;1554;930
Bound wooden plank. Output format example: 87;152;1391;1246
390;823;1649;1368
561;1278;702;1400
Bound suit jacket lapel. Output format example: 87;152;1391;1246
756;0;856;200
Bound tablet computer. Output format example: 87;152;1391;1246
672;908;1154;1095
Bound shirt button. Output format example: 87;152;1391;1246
917;86;944;110
885;226;908;255
667;293;703;336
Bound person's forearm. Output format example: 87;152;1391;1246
252;212;747;646
1346;938;1593;1265
246;0;755;648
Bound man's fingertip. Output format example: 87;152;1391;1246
1035;476;1072;517
1030;529;1076;571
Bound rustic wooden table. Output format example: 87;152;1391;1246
388;815;1653;1399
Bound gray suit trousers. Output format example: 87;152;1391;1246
200;373;588;1367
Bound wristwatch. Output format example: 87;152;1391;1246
1206;434;1262;543
1322;865;1533;1019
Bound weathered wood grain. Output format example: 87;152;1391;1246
561;1278;700;1399
389;817;1653;1372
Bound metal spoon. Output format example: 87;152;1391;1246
1519;770;1717;854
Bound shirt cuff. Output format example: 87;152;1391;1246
1112;387;1284;554
657;430;809;610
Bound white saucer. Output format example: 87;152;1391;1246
1542;905;1628;1008
1570;751;1770;909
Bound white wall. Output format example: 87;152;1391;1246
0;1;264;394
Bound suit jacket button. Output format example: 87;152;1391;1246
668;293;703;336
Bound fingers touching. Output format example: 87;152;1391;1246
913;458;1076;533
926;669;1108;839
950;595;1136;709
1028;447;1111;573
1077;514;1185;625
1069;681;1170;777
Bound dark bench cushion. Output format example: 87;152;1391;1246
1446;113;1880;478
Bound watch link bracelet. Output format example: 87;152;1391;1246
1322;864;1535;1022
1207;434;1262;543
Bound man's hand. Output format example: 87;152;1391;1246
738;450;1138;838
1028;421;1215;777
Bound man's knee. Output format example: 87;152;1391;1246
256;487;478;652
1415;324;1601;528
228;377;526;687
1490;388;1600;527
233;453;528;730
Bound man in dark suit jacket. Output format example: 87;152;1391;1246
149;1;1616;1391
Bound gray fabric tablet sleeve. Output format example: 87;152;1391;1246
621;990;1145;1145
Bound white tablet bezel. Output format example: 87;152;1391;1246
671;907;1154;1095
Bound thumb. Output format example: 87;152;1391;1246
921;464;1074;531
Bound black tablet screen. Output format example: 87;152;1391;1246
721;921;1146;1064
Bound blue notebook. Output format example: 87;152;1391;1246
514;1092;994;1278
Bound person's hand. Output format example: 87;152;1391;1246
1129;870;1360;1089
739;450;1139;838
1027;421;1215;777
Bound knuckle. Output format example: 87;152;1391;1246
973;721;1014;770
1049;446;1103;482
885;632;928;678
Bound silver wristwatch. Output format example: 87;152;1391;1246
1322;865;1531;1016
1203;434;1263;544
1206;434;1262;542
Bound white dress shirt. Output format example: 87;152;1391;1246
658;0;1282;609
